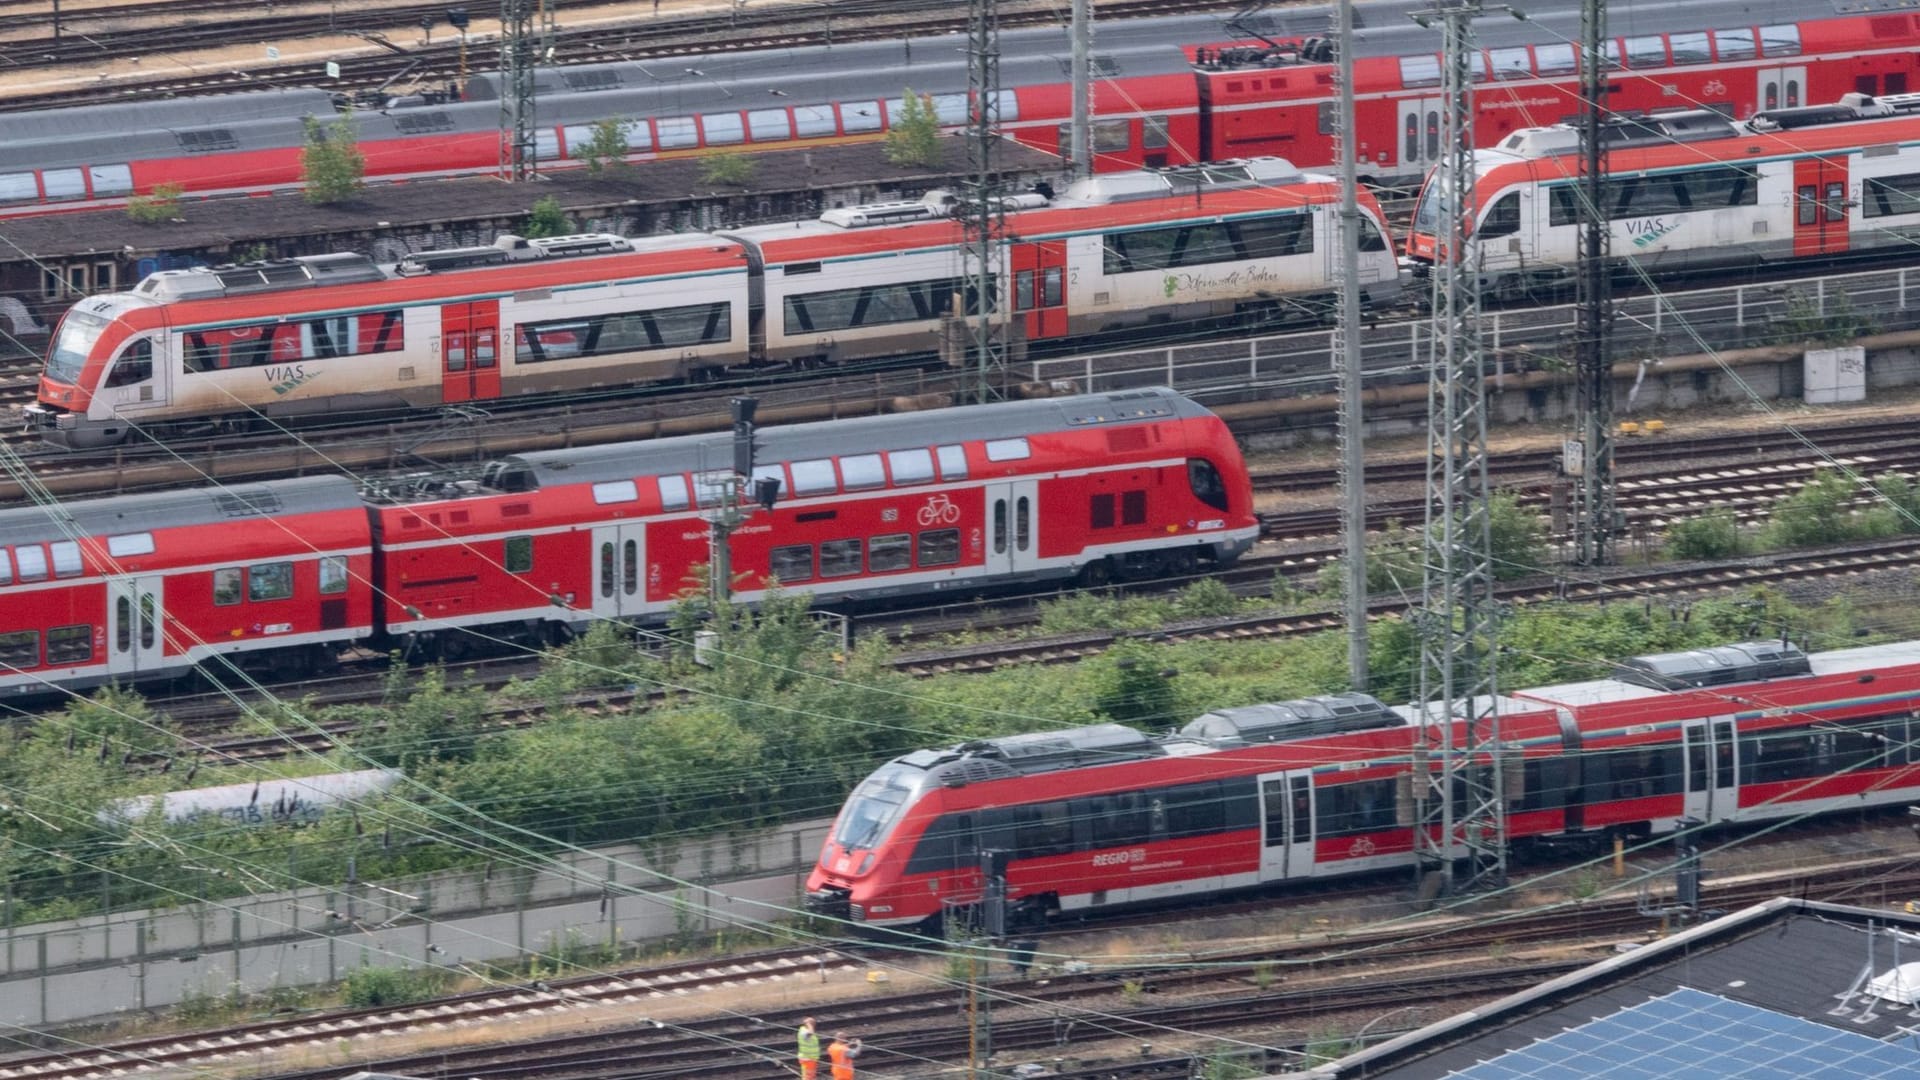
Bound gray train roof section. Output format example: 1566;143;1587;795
0;476;363;549
502;388;1210;490
0;89;335;146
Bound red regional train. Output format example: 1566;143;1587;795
0;388;1258;697
1401;91;1920;295
25;158;1398;449
3;0;1919;215
805;638;1920;930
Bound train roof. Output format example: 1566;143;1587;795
1515;638;1920;708
0;476;362;549
488;388;1213;492
1180;693;1403;746
0;89;337;146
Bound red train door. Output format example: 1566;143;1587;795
1791;157;1850;258
1010;242;1068;340
440;301;502;403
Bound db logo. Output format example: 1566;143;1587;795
1091;848;1147;867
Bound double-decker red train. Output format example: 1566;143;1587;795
1402;90;1920;295
0;388;1258;697
2;0;1918;215
805;638;1920;930
25;158;1398;449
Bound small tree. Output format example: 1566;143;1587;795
524;195;571;238
126;182;185;223
301;113;366;205
884;89;942;167
574;117;632;176
700;151;757;187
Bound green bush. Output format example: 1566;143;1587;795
126;182;185;223
1665;508;1744;560
700;152;757;186
342;965;446;1007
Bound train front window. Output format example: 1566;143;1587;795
46;309;109;384
1412;180;1440;234
1189;458;1231;513
832;766;917;851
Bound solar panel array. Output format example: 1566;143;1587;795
1443;987;1920;1079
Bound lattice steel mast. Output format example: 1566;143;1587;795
1411;0;1507;896
1573;0;1615;564
964;0;1005;403
1333;0;1368;689
500;0;536;180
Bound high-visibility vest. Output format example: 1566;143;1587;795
829;1041;856;1079
798;1027;822;1062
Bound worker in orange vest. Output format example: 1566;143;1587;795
796;1017;822;1080
828;1032;863;1080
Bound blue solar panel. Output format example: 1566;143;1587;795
1443;987;1920;1079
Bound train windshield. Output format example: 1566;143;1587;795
46;309;109;385
1411;178;1440;235
831;764;918;851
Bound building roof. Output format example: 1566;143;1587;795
1304;899;1920;1079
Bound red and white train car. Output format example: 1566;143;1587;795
807;639;1920;930
0;477;376;697
1401;92;1920;295
27;159;1396;449
374;388;1258;653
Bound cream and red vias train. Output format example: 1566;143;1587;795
26;157;1397;448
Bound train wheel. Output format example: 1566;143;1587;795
1164;548;1198;578
1076;558;1113;587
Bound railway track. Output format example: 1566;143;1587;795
0;0;1237;109
7;842;1912;1080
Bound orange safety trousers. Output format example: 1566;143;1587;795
799;1061;819;1080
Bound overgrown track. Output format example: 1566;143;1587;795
0;0;1239;110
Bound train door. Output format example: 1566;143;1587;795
105;576;163;678
986;479;1039;577
1009;242;1068;341
1792;157;1851;258
1681;717;1739;824
95;334;162;421
589;524;647;619
1757;65;1806;113
440;301;502;403
1258;770;1315;882
1396;96;1446;175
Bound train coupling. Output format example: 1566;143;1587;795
805;886;853;921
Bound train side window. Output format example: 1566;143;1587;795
887;449;934;486
985;437;1030;462
213;567;242;605
1825;182;1847;223
1235;214;1314;259
751;464;786;501
1488;46;1531;80
1013;802;1075;858
1017;496;1031;551
746;108;792;142
115;596;131;652
1480;193;1521;237
108;533;154;558
917;529;960;567
1713;28;1757;62
1091;493;1115;529
1399;54;1441;88
655;116;698;149
1864;173;1920;217
994;499;1009;552
599;543;614;598
1533;43;1576;76
936;444;968;481
700;112;745;146
0;172;37;204
50;541;81;578
1092;120;1130;152
248;562;293;601
14;545;47;583
771;544;814;583
1668;32;1709;64
1758;24;1800;57
1623;35;1664;67
869;533;910;572
658;475;691;512
138;594;154;650
798;103;843;136
105;339;153;387
840;454;885;491
1142;116;1170;149
593;480;639;505
1359;216;1388;252
1016;270;1036;311
622;540;638;595
1120;490;1146;526
47;625;91;665
1188;459;1230;513
820;539;862;577
1798;186;1818;226
0;630;38;668
0;549;11;585
1164;781;1227;838
502;538;532;575
692;471;731;508
790;458;838;497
